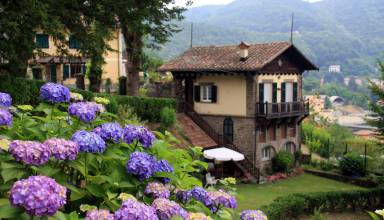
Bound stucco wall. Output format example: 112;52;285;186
194;75;247;116
36;31;121;84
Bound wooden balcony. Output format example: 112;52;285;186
256;101;309;119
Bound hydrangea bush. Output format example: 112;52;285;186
0;83;267;220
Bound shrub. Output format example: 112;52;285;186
339;152;365;177
118;76;127;95
0;76;44;105
261;189;384;220
272;151;294;173
160;107;176;130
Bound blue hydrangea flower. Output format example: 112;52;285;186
0;92;12;107
68;102;100;123
154;160;174;183
126;151;156;180
93;122;123;143
114;199;158;220
176;190;192;203
206;190;237;212
152;198;189;220
71;130;106;153
240;210;268;220
10;176;67;217
123;125;156;148
190;187;213;208
0;109;12;127
40;83;70;103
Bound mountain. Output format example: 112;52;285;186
155;0;384;76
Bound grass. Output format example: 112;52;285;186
236;173;366;210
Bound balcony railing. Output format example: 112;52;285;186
256;101;309;118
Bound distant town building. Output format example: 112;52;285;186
328;65;341;73
305;95;326;113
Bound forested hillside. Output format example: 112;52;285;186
155;0;384;76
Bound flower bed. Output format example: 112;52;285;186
0;83;266;220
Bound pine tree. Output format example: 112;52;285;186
367;62;384;138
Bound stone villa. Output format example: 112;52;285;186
159;42;318;178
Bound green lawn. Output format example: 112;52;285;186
236;174;366;210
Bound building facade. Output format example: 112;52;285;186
29;30;127;90
159;42;317;175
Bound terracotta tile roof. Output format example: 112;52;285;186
159;42;294;72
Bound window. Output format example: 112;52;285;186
201;85;212;102
69;36;80;49
63;64;86;79
289;124;296;137
262;147;273;161
284;142;295;153
36;34;49;48
281;124;287;139
223;118;234;142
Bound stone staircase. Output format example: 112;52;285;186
178;102;260;182
177;113;217;148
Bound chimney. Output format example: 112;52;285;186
238;41;250;61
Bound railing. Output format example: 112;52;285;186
256;101;309;118
181;101;260;180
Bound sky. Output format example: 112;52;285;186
175;0;323;8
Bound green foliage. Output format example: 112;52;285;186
159;107;177;130
272;151;294;173
112;95;176;123
368;62;384;138
261;188;384;220
0;98;218;219
0;76;44;105
339;152;365;177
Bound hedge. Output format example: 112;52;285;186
260;188;384;220
0;76;176;123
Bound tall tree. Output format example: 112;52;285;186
368;62;384;138
111;0;190;96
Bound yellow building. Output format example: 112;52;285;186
28;30;127;90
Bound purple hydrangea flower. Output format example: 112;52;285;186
40;83;70;103
0;109;12;127
10;176;67;217
190;187;212;207
9;140;51;165
93;122;123;143
123;125;156;148
145;182;171;199
71;130;106;153
68;102;101;123
126;152;156;180
240;210;268;220
86;209;114;220
176;190;192;203
0;92;12;107
206;190;237;211
152;198;189;220
154;160;174;183
43;138;79;160
114;199;158;220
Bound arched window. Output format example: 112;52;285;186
262;146;275;161
283;142;296;153
223;118;234;142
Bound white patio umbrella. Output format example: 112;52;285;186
203;147;245;162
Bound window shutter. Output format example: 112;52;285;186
272;83;277;103
36;34;49;48
63;65;70;79
281;82;286;102
211;86;217;103
194;86;200;102
81;65;86;74
293;82;298;101
258;83;264;102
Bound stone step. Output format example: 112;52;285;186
177;114;217;148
